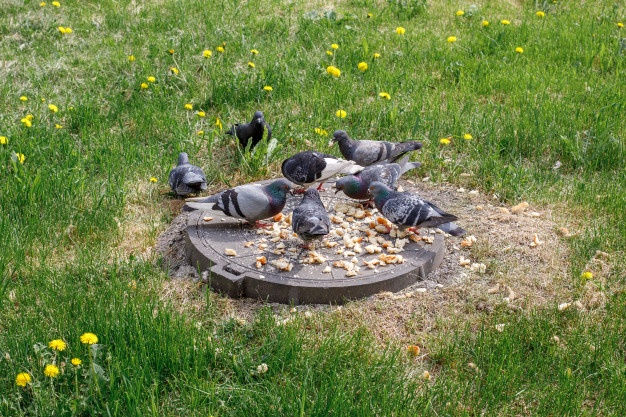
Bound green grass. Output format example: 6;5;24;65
1;0;625;415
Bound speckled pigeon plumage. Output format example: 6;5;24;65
184;178;291;224
226;110;272;151
331;130;422;166
368;181;466;236
168;152;208;196
281;151;363;188
292;188;330;244
334;156;421;200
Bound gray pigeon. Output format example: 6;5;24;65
281;150;363;190
368;181;466;236
292;188;331;246
226;110;272;151
168;152;208;196
330;130;422;166
335;156;421;200
184;178;291;226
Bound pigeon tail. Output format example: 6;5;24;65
437;222;466;236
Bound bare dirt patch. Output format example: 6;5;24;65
155;179;581;345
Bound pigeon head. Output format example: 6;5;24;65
331;130;349;144
368;181;392;198
334;175;360;195
267;178;292;196
303;187;321;200
252;111;265;125
177;152;190;165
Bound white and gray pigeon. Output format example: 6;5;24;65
168;152;208;196
330;130;422;166
281;150;363;190
225;110;272;151
184;178;291;226
368;181;466;236
334;156;421;200
292;188;331;246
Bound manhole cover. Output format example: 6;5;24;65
186;184;445;304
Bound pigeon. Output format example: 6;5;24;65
292;188;331;246
168;152;208;196
184;178;291;226
226;110;272;151
368;181;466;236
334;156;421;200
330;130;422;166
281;150;363;190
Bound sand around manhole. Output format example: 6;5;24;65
156;179;576;344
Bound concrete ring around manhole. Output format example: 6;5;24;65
185;184;445;305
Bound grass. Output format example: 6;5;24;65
1;0;625;415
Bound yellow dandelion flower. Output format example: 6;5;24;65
57;26;66;34
203;49;212;58
463;133;473;140
314;128;328;136
447;36;457;43
481;20;489;27
147;76;156;83
456;10;464;16
168;49;174;55
581;271;593;280
52;0;60;6
335;109;347;118
247;61;255;68
618;22;624;28
367;12;373;18
440;138;451;145
21;118;32;127
250;49;259;54
128;55;135;62
326;65;341;77
44;364;60;378
515;47;524;53
215;118;223;131
48;104;58;112
0;136;7;145
184;103;193;110
501;19;511;25
150;177;157;183
536;11;545;18
71;358;82;366
16;373;31;387
41;98;45;102
140;82;148;89
358;62;368;72
79;332;98;345
55;124;62;129
197;130;204;136
216;46;225;53
16;153;26;164
197;111;206;118
170;67;179;75
263;85;273;91
373;52;381;58
379;92;391;100
331;43;339;50
64;27;72;34
40;2;46;6
396;27;406;35
326;50;333;56
422;370;431;380
25;114;34;121
407;345;420;356
48;339;66;351
20;95;28;101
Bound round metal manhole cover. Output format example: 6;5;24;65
185;184;445;304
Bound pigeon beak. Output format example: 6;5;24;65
334;188;341;194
